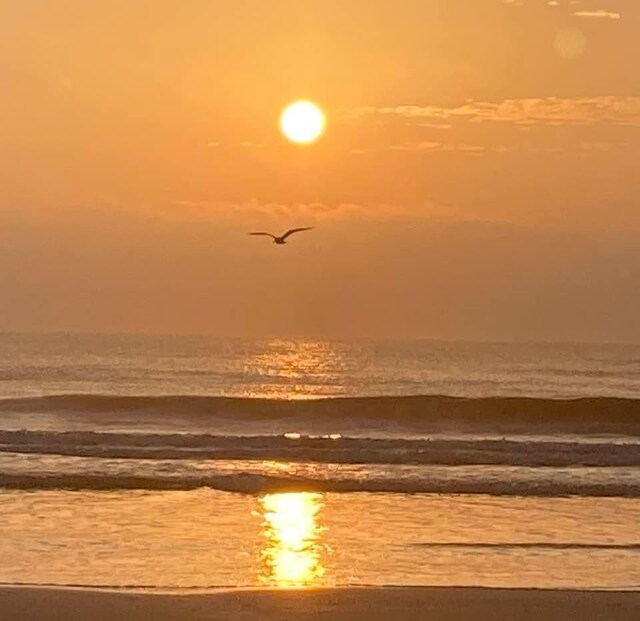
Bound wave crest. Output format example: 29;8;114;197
1;394;639;435
2;471;640;498
1;430;639;467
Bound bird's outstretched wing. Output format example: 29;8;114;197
248;232;277;239
282;227;314;240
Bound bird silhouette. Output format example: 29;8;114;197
248;227;314;245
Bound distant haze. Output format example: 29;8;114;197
1;1;639;341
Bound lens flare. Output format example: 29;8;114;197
554;28;587;59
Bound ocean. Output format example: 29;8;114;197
1;334;639;590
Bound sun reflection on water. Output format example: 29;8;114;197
242;339;350;399
258;492;326;587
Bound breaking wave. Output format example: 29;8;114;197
2;394;639;499
1;430;639;467
2;469;640;497
1;393;639;435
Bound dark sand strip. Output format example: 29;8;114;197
1;586;640;621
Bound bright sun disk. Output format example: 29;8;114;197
280;100;326;144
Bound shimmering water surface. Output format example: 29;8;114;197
1;335;639;590
2;490;639;590
1;334;639;399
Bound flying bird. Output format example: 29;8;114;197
248;227;314;245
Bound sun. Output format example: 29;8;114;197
280;100;326;144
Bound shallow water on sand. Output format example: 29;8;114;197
2;490;639;590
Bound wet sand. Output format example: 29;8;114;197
1;586;640;620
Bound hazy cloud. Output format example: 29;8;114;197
157;199;459;225
390;142;515;155
574;10;622;20
358;96;640;126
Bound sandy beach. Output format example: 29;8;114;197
2;587;640;621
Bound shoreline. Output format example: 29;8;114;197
2;586;640;620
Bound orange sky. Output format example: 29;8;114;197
1;0;639;340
